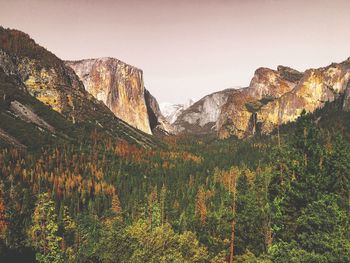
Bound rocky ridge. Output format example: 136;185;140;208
172;61;350;139
218;61;350;138
0;27;159;148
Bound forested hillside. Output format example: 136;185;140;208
1;98;350;262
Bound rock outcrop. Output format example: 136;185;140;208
218;66;302;138
256;61;350;134
175;61;350;139
66;58;172;135
0;27;159;148
218;60;350;138
66;58;153;134
172;89;236;134
0;49;85;123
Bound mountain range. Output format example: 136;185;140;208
1;26;350;148
168;64;350;138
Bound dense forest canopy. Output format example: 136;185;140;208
1;99;350;263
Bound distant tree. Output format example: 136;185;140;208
195;186;214;225
0;190;7;240
148;186;158;227
160;184;166;226
217;167;239;263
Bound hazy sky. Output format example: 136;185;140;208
1;0;350;103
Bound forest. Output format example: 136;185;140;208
0;100;350;263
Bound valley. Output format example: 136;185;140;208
0;26;350;263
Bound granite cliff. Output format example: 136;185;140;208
172;60;350;139
218;66;303;138
0;27;159;148
171;66;303;136
66;58;171;135
2;27;350;142
172;89;236;135
160;100;194;124
218;61;350;138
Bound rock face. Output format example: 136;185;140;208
256;61;350;134
175;60;350;139
172;66;307;137
160;99;194;124
173;89;236;134
66;58;172;135
66;58;152;134
218;60;350;138
0;27;159;148
218;67;302;138
0;50;83;123
144;90;174;134
10;100;55;132
0;28;109;124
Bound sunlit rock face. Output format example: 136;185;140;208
0;27;165;148
257;61;350;134
218;60;350;138
66;58;153;134
218;66;302;138
0;43;95;124
0;50;60;109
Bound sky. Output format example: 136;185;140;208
1;0;350;104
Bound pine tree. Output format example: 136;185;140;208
160;184;166;226
219;167;239;263
147;186;158;227
0;190;6;240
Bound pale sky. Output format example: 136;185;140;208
1;0;350;104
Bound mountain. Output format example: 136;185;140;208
218;66;303;138
168;65;302;136
2;26;350;145
171;61;350;139
218;61;350;138
65;58;149;134
0;27;160;148
160;99;194;124
169;89;236;135
65;58;172;135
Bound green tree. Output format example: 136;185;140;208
94;220;132;263
29;192;63;263
126;220;209;263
